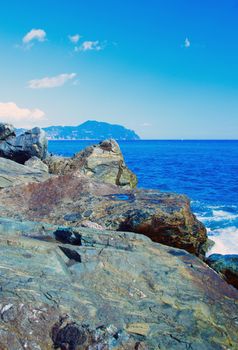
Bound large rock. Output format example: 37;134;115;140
25;156;49;173
45;139;138;188
0;126;48;163
0;173;207;255
206;254;238;289
44;154;74;174
0;123;15;140
0;217;237;349
0;157;50;188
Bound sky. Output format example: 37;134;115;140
0;0;238;139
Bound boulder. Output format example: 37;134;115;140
44;154;74;175
0;217;237;349
206;254;238;289
25;156;49;173
0;123;15;140
0;157;50;188
45;139;138;188
0;126;48;163
0;173;207;255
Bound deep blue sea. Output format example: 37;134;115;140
49;140;238;255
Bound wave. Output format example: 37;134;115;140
192;201;238;255
207;227;238;256
196;210;238;223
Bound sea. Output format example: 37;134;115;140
48;140;238;256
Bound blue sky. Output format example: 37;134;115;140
0;0;238;139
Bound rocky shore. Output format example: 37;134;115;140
0;123;237;349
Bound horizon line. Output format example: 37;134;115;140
48;138;238;141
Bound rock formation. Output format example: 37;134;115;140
0;217;237;349
0;124;48;163
45;139;138;188
207;254;238;289
0;173;207;255
0;123;15;140
25;156;49;173
0;157;50;188
0;124;237;347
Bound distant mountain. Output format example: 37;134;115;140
43;121;140;140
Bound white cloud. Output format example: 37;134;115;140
0;102;46;127
68;34;81;44
23;29;46;44
28;73;77;89
75;40;103;52
184;37;191;48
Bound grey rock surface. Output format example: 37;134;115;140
0;123;15;140
0;217;237;349
207;254;238;289
25;156;49;173
0;126;48;163
0;157;50;188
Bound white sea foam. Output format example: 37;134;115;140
212;210;238;221
196;210;238;223
207;226;238;256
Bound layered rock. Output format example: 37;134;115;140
207;254;238;289
0;173;207;255
0;157;50;188
45;139;137;188
25;156;49;173
0;217;237;349
0;125;48;163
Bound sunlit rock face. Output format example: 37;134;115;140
45;139;138;188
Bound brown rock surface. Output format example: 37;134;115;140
0;173;207;255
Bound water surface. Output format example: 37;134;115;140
49;140;238;255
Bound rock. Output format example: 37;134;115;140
0;126;48;163
0;173;207;255
45;139;138;188
206;254;238;289
25;156;49;173
0;123;15;140
0;217;237;349
44;154;74;175
126;323;150;336
0;157;51;188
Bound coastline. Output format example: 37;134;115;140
0;125;237;347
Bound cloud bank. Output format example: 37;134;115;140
0;102;45;127
28;73;77;89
